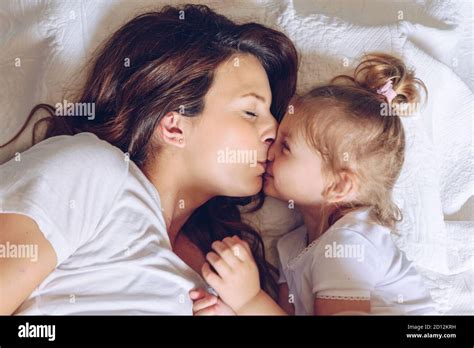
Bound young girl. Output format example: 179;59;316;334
189;53;437;315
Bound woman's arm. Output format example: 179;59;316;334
189;288;236;315
0;213;56;314
200;235;286;315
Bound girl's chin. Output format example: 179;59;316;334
263;178;291;202
263;177;277;196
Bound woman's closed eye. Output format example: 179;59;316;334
244;110;258;117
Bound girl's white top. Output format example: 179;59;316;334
277;208;437;315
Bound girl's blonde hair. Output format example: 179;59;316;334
293;53;427;231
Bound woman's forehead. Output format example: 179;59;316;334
207;54;272;103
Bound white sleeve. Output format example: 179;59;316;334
0;133;129;265
311;228;382;301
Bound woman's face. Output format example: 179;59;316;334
263;113;326;205
185;54;277;197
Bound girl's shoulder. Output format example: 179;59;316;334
325;208;393;245
317;208;399;270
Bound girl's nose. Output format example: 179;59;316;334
267;141;276;162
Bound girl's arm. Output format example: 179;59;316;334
313;298;370;315
200;235;287;315
233;289;286;315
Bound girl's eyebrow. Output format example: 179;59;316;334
279;129;291;140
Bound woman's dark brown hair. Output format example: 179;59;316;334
1;4;299;297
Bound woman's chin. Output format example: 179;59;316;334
225;177;263;197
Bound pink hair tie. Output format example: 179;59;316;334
376;80;397;103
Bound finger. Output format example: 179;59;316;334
222;237;243;263
230;236;251;261
201;262;223;291
189;288;207;301
194;304;219;316
212;240;241;268
233;236;252;254
206;251;232;277
222;236;238;248
236;237;253;256
192;294;218;313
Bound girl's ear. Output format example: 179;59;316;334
156;112;186;148
325;171;358;203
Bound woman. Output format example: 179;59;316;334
0;4;298;314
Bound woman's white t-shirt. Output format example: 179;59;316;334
277;208;437;315
0;133;209;315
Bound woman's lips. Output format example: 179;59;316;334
263;172;273;179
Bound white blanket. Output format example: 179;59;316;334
0;0;472;314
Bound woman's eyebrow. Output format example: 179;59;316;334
240;92;268;104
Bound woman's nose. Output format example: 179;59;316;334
261;114;278;146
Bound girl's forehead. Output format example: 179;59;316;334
279;113;298;134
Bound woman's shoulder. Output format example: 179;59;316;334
14;132;130;176
35;132;126;164
0;132;130;198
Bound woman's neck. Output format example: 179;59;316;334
142;158;214;247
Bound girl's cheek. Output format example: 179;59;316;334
273;162;291;193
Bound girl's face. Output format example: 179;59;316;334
264;114;326;205
185;54;277;197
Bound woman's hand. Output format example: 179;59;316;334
200;235;261;313
189;288;235;315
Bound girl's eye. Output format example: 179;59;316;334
282;140;290;153
244;111;258;117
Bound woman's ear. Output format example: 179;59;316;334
325;171;358;203
156;112;186;148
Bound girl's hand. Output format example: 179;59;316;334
189;288;235;315
201;235;260;313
